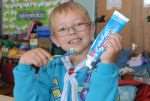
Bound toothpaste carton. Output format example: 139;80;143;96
86;10;129;69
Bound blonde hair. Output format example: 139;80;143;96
49;1;91;30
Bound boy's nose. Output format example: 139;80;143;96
68;27;76;35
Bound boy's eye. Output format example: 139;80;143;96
74;22;89;30
59;27;67;32
74;22;89;27
75;23;84;26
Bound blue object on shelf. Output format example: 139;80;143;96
36;26;52;38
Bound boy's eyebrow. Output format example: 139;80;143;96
57;23;66;27
57;16;89;25
72;17;89;22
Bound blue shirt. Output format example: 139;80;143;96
13;56;119;101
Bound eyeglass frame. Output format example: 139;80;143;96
53;22;91;37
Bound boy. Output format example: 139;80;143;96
13;1;122;101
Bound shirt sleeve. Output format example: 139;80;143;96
13;63;53;101
85;63;119;101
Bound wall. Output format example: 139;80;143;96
97;0;150;53
0;0;2;35
75;0;96;22
143;0;150;52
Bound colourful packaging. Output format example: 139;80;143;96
86;10;129;69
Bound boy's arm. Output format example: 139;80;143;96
85;63;119;101
13;64;52;101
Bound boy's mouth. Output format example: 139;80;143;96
68;38;82;44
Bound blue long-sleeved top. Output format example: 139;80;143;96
13;56;119;101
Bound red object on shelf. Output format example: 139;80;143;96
135;84;150;101
119;79;143;86
119;79;150;101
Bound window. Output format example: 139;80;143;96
144;0;150;7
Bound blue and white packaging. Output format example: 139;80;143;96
86;10;130;69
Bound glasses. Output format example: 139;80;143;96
55;22;91;36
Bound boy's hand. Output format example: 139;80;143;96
100;34;122;64
19;48;51;67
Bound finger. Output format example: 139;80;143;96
39;48;51;59
109;39;120;52
34;49;49;65
31;51;43;66
110;34;122;43
102;38;114;49
103;38;119;52
102;35;113;48
109;35;122;50
31;58;41;67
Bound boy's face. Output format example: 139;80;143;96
51;10;95;53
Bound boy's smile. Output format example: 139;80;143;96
68;37;82;45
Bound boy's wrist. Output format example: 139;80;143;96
19;58;32;65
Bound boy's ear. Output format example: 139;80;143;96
50;35;60;47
